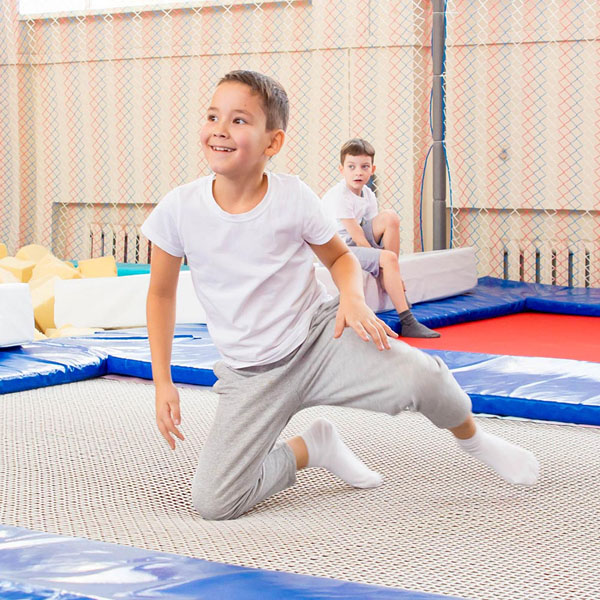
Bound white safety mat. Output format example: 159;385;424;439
0;283;34;347
54;271;206;329
1;379;599;600
315;247;477;311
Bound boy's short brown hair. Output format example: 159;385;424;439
219;70;289;132
340;138;375;165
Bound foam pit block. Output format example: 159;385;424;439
0;267;19;283
30;254;80;282
0;256;36;282
30;275;61;333
15;244;51;264
78;255;118;278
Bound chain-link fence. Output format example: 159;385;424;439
0;0;433;263
445;0;600;286
1;1;599;286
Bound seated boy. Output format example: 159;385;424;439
323;138;439;337
142;70;539;521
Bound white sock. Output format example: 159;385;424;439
457;427;540;485
302;418;383;489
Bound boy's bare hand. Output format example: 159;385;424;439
334;296;398;350
155;382;185;450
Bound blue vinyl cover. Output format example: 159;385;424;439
1;278;599;426
51;333;219;386
380;277;600;333
477;276;600;317
0;343;106;395
379;277;528;333
0;525;464;600
432;351;600;425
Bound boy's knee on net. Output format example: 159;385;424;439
192;468;248;521
192;485;244;521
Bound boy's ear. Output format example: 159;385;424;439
265;129;285;157
371;164;377;174
338;164;344;174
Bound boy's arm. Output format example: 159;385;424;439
147;245;185;450
340;218;371;247
310;234;397;350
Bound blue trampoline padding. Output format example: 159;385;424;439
105;337;219;386
428;350;600;425
377;277;600;333
41;335;220;386
0;580;96;600
378;279;527;333
2;277;599;427
0;525;464;600
0;343;106;395
476;277;600;316
90;323;210;339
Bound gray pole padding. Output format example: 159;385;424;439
432;0;447;249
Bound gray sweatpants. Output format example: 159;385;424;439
192;299;471;521
342;218;383;277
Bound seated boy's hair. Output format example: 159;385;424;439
340;138;375;165
219;70;289;132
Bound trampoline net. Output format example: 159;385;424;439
1;378;599;600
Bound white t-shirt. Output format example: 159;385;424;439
322;179;378;237
141;172;336;368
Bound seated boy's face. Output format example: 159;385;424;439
201;82;273;178
340;154;375;195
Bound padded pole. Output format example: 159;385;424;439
432;0;447;250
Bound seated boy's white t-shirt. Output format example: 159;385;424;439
322;179;378;235
141;172;336;368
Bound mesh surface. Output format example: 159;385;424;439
1;378;599;600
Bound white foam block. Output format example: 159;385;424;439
54;271;206;329
0;283;35;347
316;247;477;312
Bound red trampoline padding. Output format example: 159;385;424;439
406;312;600;363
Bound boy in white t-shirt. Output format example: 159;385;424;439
142;70;539;521
323;138;439;337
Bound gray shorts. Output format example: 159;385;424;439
342;219;383;277
192;298;472;520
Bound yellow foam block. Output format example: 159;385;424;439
78;255;118;278
46;324;103;338
31;254;81;282
16;243;51;264
33;329;47;340
0;267;19;284
0;243;7;259
29;274;61;333
0;256;36;282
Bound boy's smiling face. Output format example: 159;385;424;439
201;81;282;179
340;154;376;196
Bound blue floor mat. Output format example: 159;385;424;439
0;525;464;600
2;278;599;426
